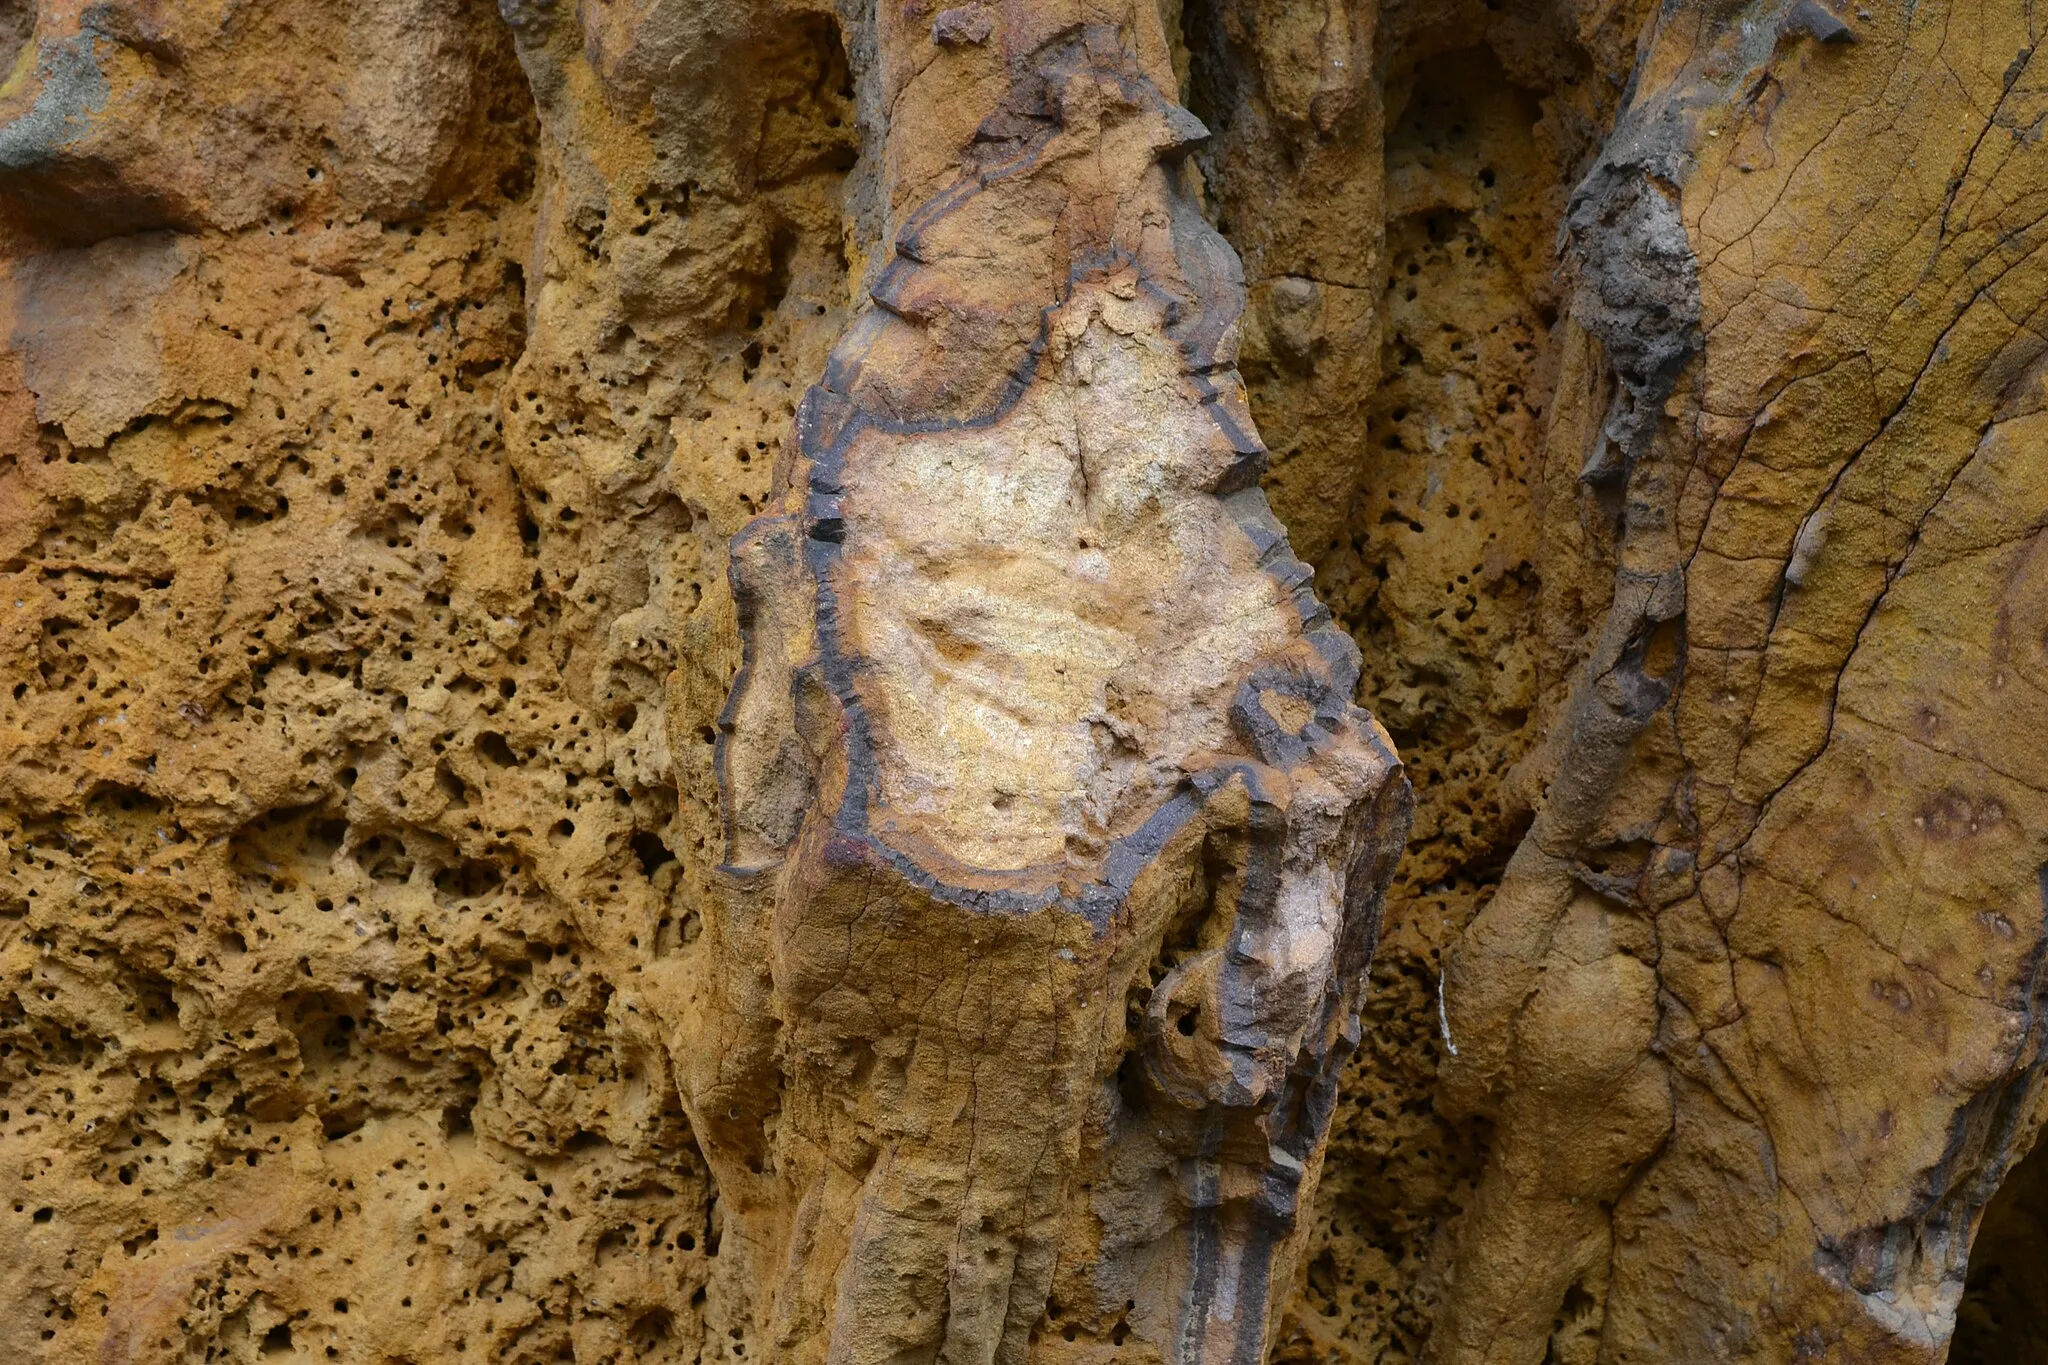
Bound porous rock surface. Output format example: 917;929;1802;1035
3;1;2047;1363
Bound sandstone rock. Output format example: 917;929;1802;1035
3;1;2048;1363
701;23;1408;1361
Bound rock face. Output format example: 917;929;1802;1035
3;1;2048;1364
702;22;1408;1362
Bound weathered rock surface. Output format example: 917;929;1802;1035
703;21;1408;1362
4;0;2048;1363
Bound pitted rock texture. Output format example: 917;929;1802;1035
6;1;2048;1363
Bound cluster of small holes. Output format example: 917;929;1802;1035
1033;1297;1140;1350
0;174;718;1365
0;6;876;1360
1263;37;1636;1365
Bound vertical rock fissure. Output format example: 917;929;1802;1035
1952;1077;2048;1362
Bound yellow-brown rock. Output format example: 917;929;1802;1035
702;21;1408;1361
6;1;2048;1363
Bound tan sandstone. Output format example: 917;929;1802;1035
4;2;2048;1363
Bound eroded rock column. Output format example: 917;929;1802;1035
687;12;1410;1363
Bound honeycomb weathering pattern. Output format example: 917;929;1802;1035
700;23;1412;1364
16;0;2048;1360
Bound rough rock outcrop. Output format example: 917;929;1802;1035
5;1;2048;1363
699;21;1408;1362
1433;8;2048;1361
